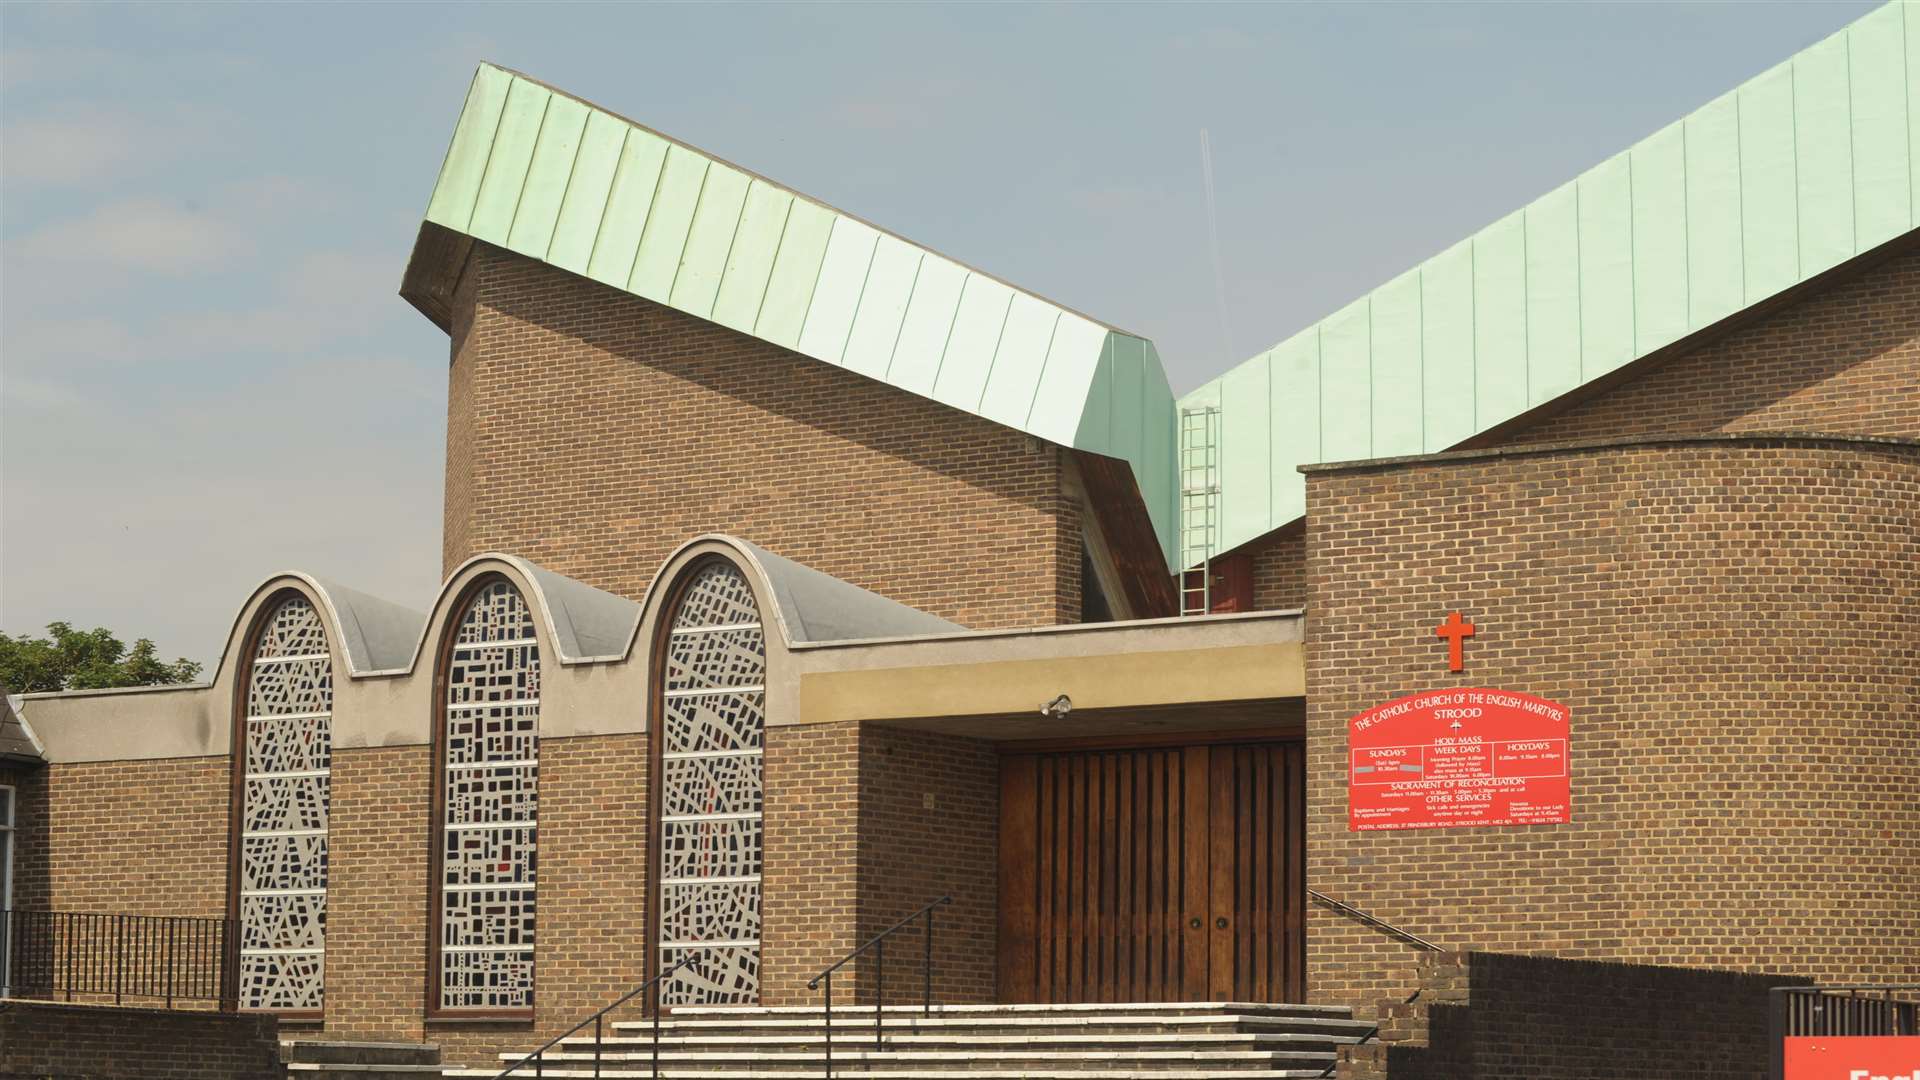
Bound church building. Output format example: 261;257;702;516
3;4;1915;1077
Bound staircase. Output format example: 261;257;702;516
283;1040;446;1079
442;1001;1365;1079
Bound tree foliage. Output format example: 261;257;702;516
0;622;204;694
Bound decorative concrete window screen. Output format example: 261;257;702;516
659;561;765;1004
437;580;540;1011
238;595;333;1012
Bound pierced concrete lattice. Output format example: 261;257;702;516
238;595;332;1012
660;562;766;1005
439;580;540;1011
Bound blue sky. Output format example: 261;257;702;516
0;1;1878;668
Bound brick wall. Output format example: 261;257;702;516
1245;530;1307;612
28;758;226;918
0;1000;283;1080
761;722;861;1007
1304;437;1920;1012
444;243;1081;629
761;722;999;1009
1339;950;1809;1080
3;764;46;911
857;726;998;1005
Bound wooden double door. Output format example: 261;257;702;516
997;740;1305;1003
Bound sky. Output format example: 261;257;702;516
0;0;1881;670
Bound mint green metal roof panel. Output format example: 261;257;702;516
1797;33;1857;277
711;181;794;334
1370;271;1423;456
1269;330;1317;525
1578;156;1636;377
1740;62;1801;302
426;66;510;230
507;94;588;260
547;112;628;276
842;235;923;379
888;255;967;396
1137;345;1177;556
1077;338;1114;451
630;146;709;302
1221;353;1271;543
1029;315;1110;445
754;198;833;349
1686;94;1745;329
1852;4;1913;248
469;79;551;247
979;295;1059;430
670;162;750;318
584;129;667;289
1421;241;1475;450
932;276;1014;411
1473;211;1528;428
797;216;878;364
1632;123;1689;355
1109;336;1146;466
1909;1;1920;221
1526;182;1581;407
1318;299;1372;463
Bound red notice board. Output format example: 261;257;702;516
1348;688;1570;831
1784;1036;1920;1079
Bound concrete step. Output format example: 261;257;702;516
491;1053;1336;1068
287;1068;446;1079
549;1033;1356;1052
447;1071;1334;1079
282;1041;442;1066
447;1060;1336;1068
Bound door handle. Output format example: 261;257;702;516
1215;917;1229;930
1188;917;1202;930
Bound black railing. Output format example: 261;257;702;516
806;895;952;1079
1769;985;1920;1080
495;952;703;1079
1307;890;1444;1079
0;908;238;1011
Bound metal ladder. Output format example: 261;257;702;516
1177;405;1221;617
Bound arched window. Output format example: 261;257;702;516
431;578;540;1014
233;593;333;1014
655;560;765;1005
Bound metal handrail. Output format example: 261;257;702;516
1306;891;1443;1079
805;895;952;1079
494;952;702;1079
1;908;239;1012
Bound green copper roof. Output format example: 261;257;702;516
1183;0;1920;559
420;64;1177;563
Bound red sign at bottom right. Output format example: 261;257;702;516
1784;1036;1920;1080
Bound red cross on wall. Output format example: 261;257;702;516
1435;611;1476;672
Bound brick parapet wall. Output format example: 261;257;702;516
445;243;1081;629
1305;437;1920;1012
0;999;283;1080
1337;950;1809;1080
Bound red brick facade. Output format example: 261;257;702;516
0;1000;283;1080
445;242;1084;630
1303;437;1920;1011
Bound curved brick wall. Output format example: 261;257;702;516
1304;436;1920;1013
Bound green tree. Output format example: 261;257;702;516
0;622;203;694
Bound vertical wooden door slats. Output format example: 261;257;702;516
998;739;1304;1003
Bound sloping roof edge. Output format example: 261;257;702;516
1182;0;1920;558
405;63;1178;565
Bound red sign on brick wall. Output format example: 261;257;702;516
1348;688;1571;831
1783;1036;1920;1079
